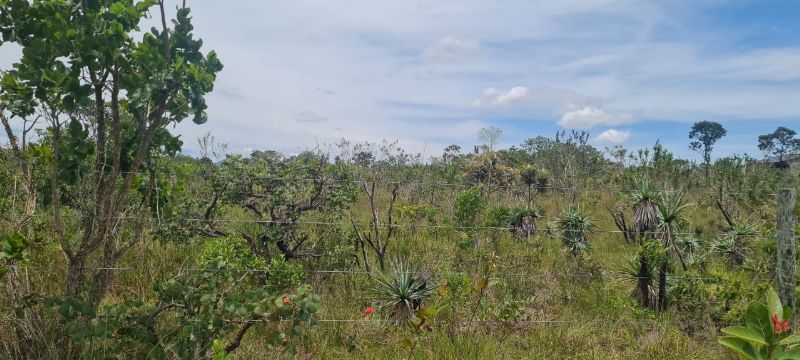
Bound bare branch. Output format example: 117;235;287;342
223;323;255;355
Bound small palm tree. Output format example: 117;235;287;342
555;208;596;257
631;177;661;240
655;194;692;271
629;177;661;309
654;193;692;310
509;205;544;240
519;165;538;205
370;261;435;324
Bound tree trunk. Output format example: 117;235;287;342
638;257;652;309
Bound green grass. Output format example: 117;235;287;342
1;188;767;359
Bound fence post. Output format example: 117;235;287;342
776;188;796;323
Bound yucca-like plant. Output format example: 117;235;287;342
655;194;692;271
370;261;435;324
676;235;701;265
509;205;544;240
619;255;657;307
712;223;759;266
555;208;596;257
630;177;661;240
654;193;692;310
520;164;539;206
629;177;661;310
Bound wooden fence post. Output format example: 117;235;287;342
776;188;797;322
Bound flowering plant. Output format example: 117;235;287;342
719;288;800;359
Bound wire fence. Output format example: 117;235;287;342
20;263;731;282
17;213;778;239
42;167;783;197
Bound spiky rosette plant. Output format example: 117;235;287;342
555;208;596;257
629;177;662;309
712;223;759;266
631;177;661;239
619;255;658;308
654;193;692;310
370;261;435;325
655;193;692;271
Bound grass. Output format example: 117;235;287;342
1;187;764;359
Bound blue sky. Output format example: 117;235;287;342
3;0;800;160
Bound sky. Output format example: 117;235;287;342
3;0;800;160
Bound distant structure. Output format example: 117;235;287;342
765;154;800;173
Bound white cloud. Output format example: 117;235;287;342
422;36;481;62
558;106;635;129
294;111;329;123
594;129;631;145
4;0;792;158
472;86;529;107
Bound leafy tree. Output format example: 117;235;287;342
689;121;727;176
201;151;357;260
758;127;800;162
442;144;462;164
0;0;222;355
521;131;606;188
462;152;517;188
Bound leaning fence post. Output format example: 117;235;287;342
776;188;797;323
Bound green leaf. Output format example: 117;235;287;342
746;302;773;343
721;326;768;346
778;347;800;360
768;287;783;318
718;337;761;360
780;333;800;346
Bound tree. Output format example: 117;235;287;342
478;126;503;152
1;0;222;355
689;121;727;176
442;144;462;163
758;126;800;162
200;151;357;260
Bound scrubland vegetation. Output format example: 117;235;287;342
2;1;800;359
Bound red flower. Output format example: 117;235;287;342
772;314;791;334
363;306;375;317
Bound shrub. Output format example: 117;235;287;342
719;288;800;359
49;259;321;358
